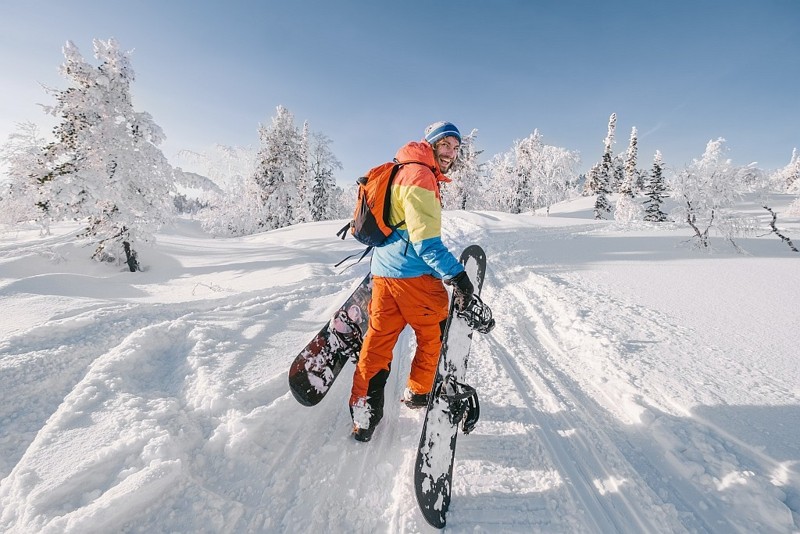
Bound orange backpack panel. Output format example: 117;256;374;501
349;162;403;247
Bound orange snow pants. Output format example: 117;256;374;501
350;275;449;408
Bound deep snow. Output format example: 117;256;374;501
0;196;798;533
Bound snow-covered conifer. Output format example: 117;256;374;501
614;127;644;222
593;180;612;220
294;122;312;224
35;39;175;271
583;163;602;198
198;110;343;235
585;113;615;219
251;106;304;230
583;114;615;197
594;152;614;219
621;127;639;198
611;154;626;193
643;150;669;222
306;131;343;221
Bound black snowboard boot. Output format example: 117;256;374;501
350;368;389;442
402;387;430;409
352;424;376;442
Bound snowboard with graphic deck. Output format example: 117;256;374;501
288;273;372;406
414;244;487;529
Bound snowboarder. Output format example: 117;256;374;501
349;121;488;442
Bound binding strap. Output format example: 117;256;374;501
330;309;365;363
441;378;481;434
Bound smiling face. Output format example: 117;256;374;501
432;136;460;173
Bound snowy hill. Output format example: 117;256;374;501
1;198;799;533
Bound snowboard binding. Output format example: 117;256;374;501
456;294;495;334
330;307;365;363
441;379;481;434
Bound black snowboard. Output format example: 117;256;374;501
414;245;487;529
288;273;372;406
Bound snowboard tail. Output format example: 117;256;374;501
288;273;372;406
414;244;487;528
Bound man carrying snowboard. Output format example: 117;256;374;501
349;121;490;442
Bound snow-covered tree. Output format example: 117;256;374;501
614;193;642;223
787;153;800;214
174;145;256;229
197;109;344;235
293;122;312;224
0;122;49;228
788;196;800;216
201;177;268;236
536;143;580;215
586;113;615;219
505;132;541;214
593;181;612;220
35;39;174;271
643;150;669;222
620;127;639;198
669;138;758;250
615;127;644;222
485;130;579;215
773;148;800;193
251;106;304;230
483;151;515;211
306;131;343;221
750;153;798;253
761;204;798;252
583;163;602;198
583;114;615;197
610;154;626;194
442;128;483;210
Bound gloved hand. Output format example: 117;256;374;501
446;271;474;311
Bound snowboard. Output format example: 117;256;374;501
288;273;372;406
414;244;487;529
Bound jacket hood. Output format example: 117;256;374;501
395;141;451;183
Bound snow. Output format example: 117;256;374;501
1;196;799;533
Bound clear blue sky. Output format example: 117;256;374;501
2;0;798;184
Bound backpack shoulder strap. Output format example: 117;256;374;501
334;245;373;268
394;159;434;171
383;162;406;230
385;159;436;227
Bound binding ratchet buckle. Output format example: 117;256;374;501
457;294;495;334
442;379;481;434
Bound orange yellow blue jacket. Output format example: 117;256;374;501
370;141;465;280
